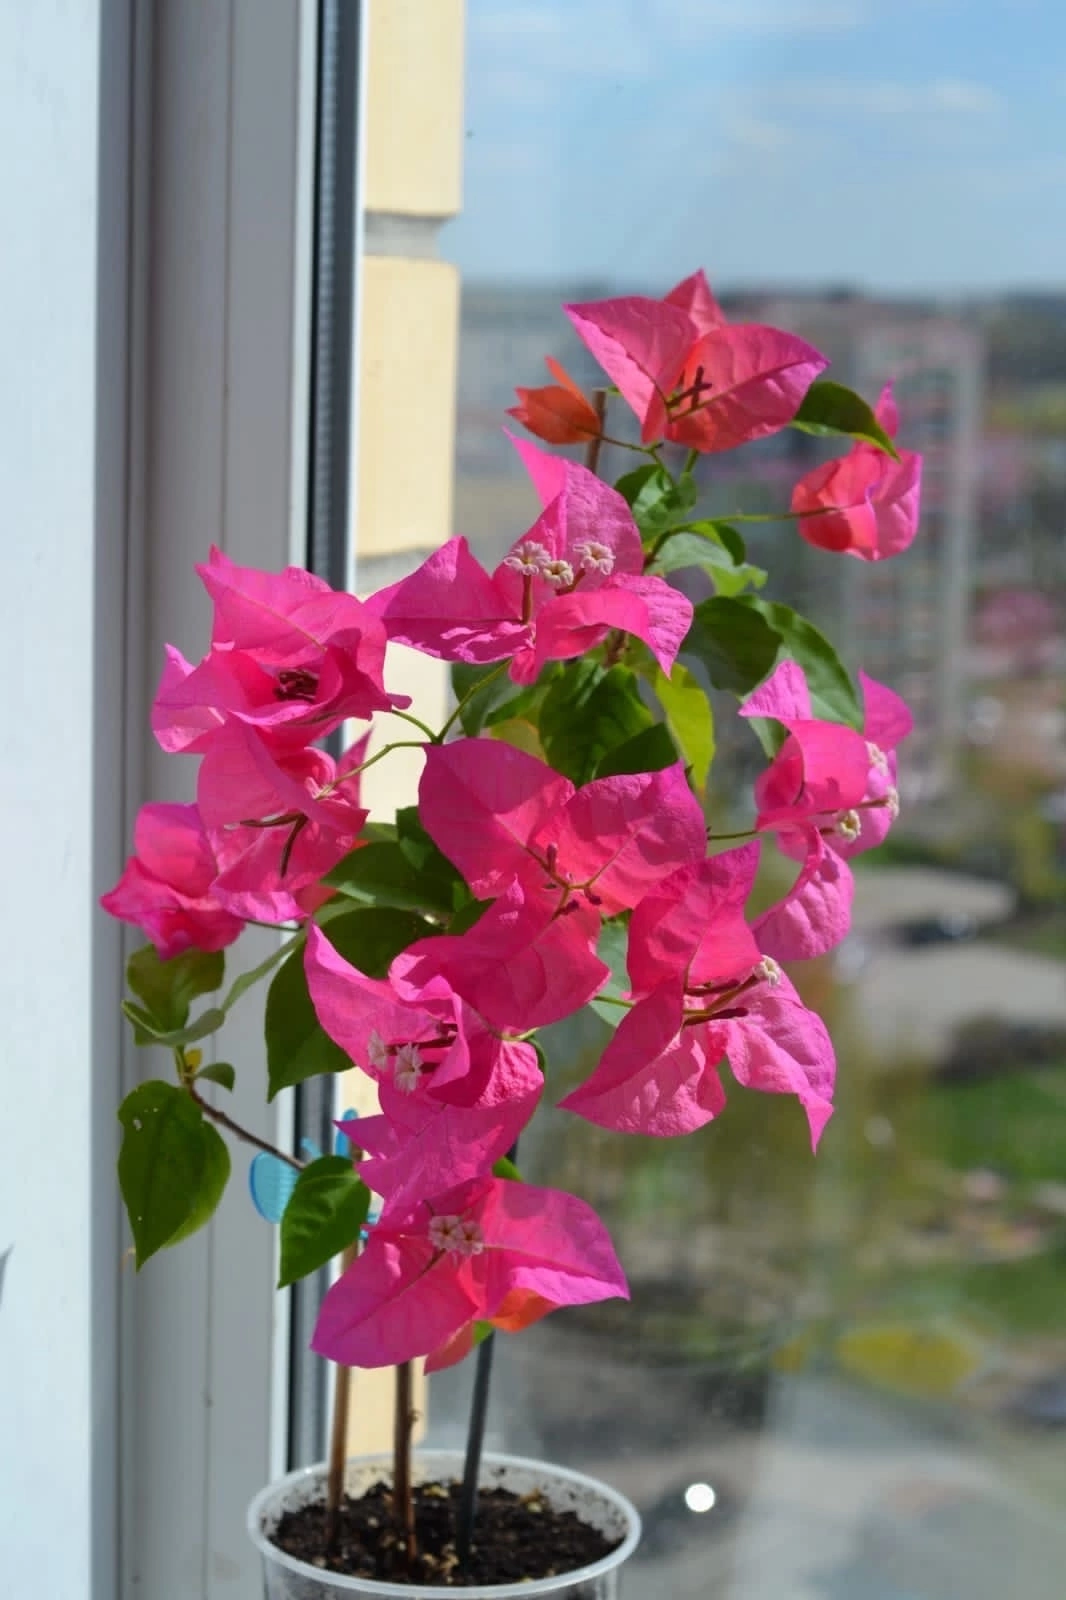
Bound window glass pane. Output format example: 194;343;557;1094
431;5;1066;1595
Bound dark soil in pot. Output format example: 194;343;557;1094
270;1478;622;1586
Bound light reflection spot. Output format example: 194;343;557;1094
684;1482;717;1514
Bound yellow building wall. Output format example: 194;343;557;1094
342;0;465;1457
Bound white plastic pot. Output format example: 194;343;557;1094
248;1450;641;1599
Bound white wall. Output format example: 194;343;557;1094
0;3;319;1596
0;2;124;1593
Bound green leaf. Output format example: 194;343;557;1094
448;898;491;936
215;935;303;1019
194;1061;236;1092
589;918;631;1024
648;523;766;597
117;1082;221;1267
126;945;225;1035
277;1156;370;1288
266;908;433;1098
614;464;699;539
651;663;715;790
449;663;524;736
682;596;782;697
594;722;678;779
121;1000;226;1049
737;597;863;728
598;918;629;989
710;521;747;565
164;1123;231;1246
395;806;469;910
791;379;899;458
324;840;455;914
540;661;654;784
491;1155;524;1182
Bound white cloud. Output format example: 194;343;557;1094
661;0;868;31
760;76;1005;117
470;0;869;80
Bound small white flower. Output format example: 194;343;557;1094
866;741;890;776
366;1030;389;1071
884;785;900;821
503;539;551;576
573;540;615;576
428;1215;485;1257
541;558;575;587
756;955;782;987
835;809;862;842
393;1042;424;1093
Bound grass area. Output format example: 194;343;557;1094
892;1064;1066;1186
986;919;1066;962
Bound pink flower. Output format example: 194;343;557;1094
310;1175;628;1368
337;1036;541;1212
560;840;835;1145
423;1288;557;1373
365;443;692;686
791;384;922;561
565;269;827;452
625;846;764;997
390;878;609;1032
305;923;484;1099
198;725;369;923
418;739;707;917
740;661;911;959
151;547;404;754
560;967;835;1150
100;802;243;959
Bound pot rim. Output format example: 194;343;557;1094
247;1448;642;1597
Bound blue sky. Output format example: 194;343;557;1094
444;0;1066;292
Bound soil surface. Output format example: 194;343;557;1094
271;1478;621;1586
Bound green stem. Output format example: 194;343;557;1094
342;739;427;783
584;389;608;477
721;504;838;525
594;993;633;1010
387;706;438;741
644;521;689;569
436;661;509;743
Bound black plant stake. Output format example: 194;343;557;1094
455;1325;497;1572
455;1136;521;1572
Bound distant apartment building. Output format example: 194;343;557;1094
726;294;984;803
455;282;985;804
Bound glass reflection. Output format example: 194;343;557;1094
429;4;1066;1595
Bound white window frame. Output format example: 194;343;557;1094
0;3;351;1596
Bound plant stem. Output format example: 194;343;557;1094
387;706;438;741
325;1244;359;1556
325;1360;352;1554
342;739;428;783
584;389;608;477
393;1361;418;1573
436;661;509;743
186;1080;304;1172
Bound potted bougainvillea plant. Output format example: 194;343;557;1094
103;270;920;1597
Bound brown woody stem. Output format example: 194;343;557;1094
325;1355;353;1554
393;1361;418;1573
186;1080;303;1172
